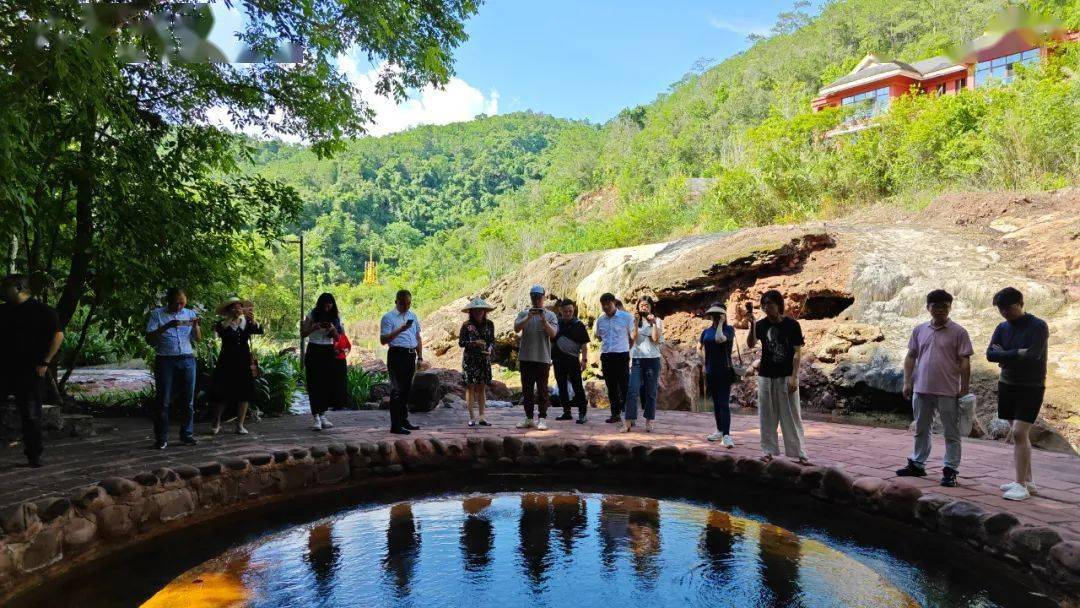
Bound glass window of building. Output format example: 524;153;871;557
841;86;890;121
975;49;1041;87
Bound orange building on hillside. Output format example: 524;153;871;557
812;27;1079;135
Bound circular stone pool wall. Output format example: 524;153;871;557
1;437;1078;606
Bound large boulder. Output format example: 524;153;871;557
657;342;700;411
407;371;442;413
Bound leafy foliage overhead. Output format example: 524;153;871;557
0;0;480;374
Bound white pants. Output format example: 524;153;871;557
758;376;807;459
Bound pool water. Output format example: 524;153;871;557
131;493;1049;608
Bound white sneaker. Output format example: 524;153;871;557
1003;484;1031;501
644;420;654;433
319;415;333;429
236;426;249;435
516;418;535;429
536;420;549;431
311;417;323;431
1000;481;1039;495
707;432;724;442
722;435;735;448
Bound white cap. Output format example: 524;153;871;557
529;285;545;295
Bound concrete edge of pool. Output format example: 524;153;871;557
0;436;1078;606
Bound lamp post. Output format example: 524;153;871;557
282;233;305;367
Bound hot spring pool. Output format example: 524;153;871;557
36;490;1057;608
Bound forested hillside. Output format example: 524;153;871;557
247;0;1079;332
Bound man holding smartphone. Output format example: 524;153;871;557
146;287;201;449
514;285;559;430
380;289;423;435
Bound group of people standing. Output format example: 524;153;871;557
895;287;1048;502
0;272;1051;505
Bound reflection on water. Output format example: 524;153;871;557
139;493;1038;608
461;496;493;575
384;502;420;598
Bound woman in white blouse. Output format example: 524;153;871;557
301;293;348;430
624;296;663;433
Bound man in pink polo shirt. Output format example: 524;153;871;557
896;289;973;487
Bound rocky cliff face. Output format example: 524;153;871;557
424;189;1080;452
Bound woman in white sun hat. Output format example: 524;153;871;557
700;303;737;447
459;297;496;427
210;296;262;435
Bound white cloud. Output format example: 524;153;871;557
338;56;499;136
204;55;499;141
708;16;770;37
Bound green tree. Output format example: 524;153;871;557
0;0;479;379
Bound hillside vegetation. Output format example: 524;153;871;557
247;0;1080;331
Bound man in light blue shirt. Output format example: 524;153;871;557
380;290;423;434
593;292;634;423
145;288;201;449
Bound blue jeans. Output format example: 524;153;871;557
154;355;196;443
625;358;660;421
707;370;732;434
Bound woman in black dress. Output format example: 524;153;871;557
458;297;495;427
301;293;348;431
211;297;263;435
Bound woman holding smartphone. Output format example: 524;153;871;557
302;293;348;430
458;297;496;427
624;296;664;433
210;296;263;435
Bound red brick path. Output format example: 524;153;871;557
1;409;1078;538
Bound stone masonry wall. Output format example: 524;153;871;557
1;437;1078;605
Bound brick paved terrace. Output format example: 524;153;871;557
2;408;1078;538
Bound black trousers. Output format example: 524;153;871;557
552;353;586;416
305;344;348;416
600;352;630;418
519;361;551;419
0;368;44;461
387;347;416;430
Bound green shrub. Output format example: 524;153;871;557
344;365;387;409
252;351;301;417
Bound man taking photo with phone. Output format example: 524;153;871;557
514;285;558;430
381;289;423;435
146;287;201;449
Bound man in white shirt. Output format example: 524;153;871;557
594;292;635;423
380;289;423;434
145;287;201;449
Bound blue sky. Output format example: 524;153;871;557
450;0;801;122
210;1;811;135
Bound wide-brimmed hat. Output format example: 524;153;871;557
216;296;252;316
705;304;727;316
461;297;495;313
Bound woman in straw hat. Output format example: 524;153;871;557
700;302;736;447
210;296;263;435
459;297;496;427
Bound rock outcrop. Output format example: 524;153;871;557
425;190;1080;452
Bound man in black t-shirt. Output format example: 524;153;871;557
746;290;809;465
0;274;63;467
552;299;590;423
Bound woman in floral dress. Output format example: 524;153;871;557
458;297;496;427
